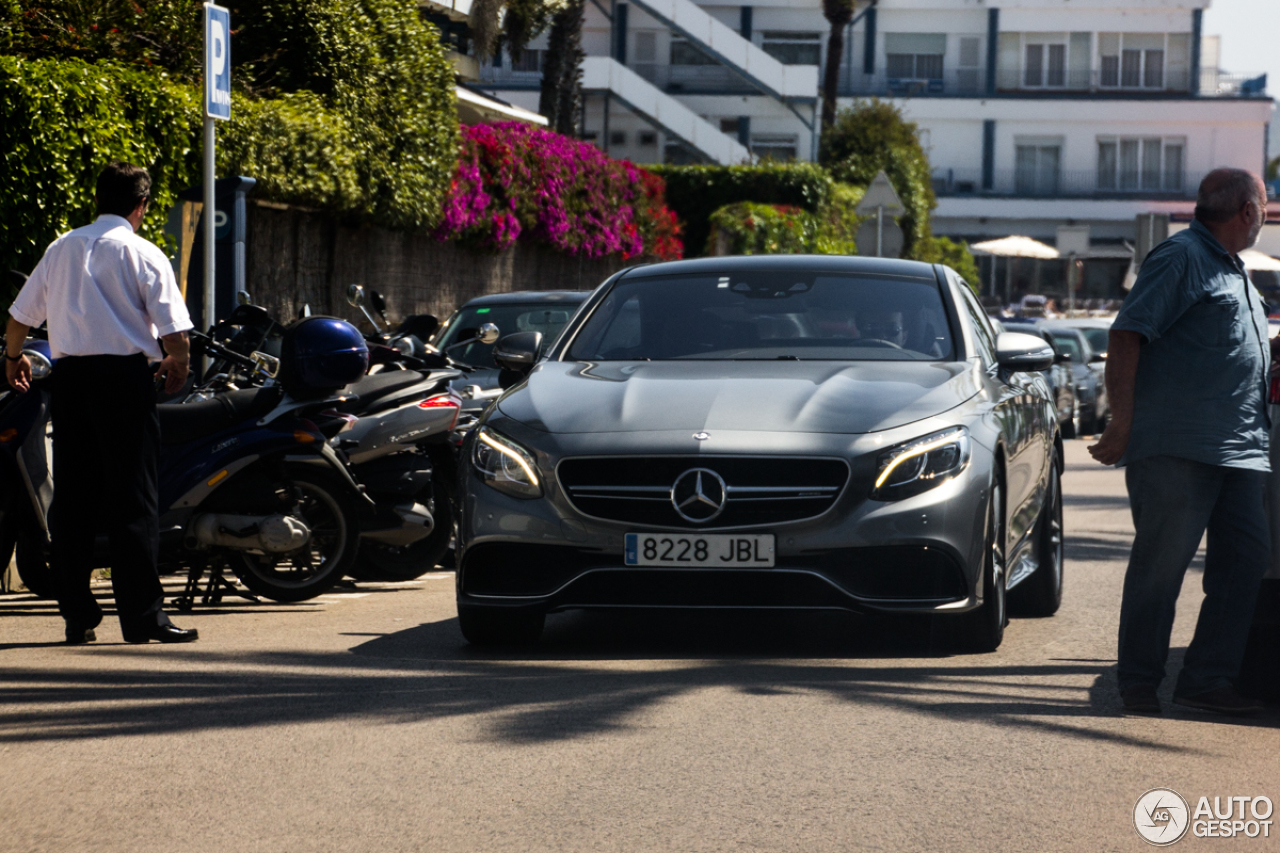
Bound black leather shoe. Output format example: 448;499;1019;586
122;623;199;644
65;625;97;645
1121;683;1162;715
1172;686;1262;716
65;613;103;645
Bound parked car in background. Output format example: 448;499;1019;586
994;321;1079;438
1038;323;1108;435
1050;317;1113;360
430;291;590;431
457;256;1065;652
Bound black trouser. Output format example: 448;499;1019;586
51;354;164;631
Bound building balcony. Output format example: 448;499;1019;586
838;69;986;98
933;168;1203;200
837;68;1267;99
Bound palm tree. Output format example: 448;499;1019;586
821;0;866;131
538;0;585;135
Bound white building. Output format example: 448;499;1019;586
477;0;1272;285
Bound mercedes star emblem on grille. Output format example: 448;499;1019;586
693;431;710;441
671;468;727;523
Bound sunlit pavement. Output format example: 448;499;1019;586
1;440;1276;852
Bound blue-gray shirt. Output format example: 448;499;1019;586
1113;219;1270;470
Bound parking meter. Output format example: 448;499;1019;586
179;176;256;330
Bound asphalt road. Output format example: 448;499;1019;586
1;439;1277;853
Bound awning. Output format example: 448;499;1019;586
969;235;1060;259
456;86;548;126
1241;249;1280;272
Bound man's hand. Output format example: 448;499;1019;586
1088;420;1130;466
154;355;189;396
5;355;31;393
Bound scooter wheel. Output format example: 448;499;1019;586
349;485;454;582
231;465;360;603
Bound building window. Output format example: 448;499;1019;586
957;36;982;92
512;49;542;73
1015;143;1061;195
760;31;821;66
1099;34;1173;90
638;130;658;147
1023;39;1067;88
752;134;798;161
888;52;943;79
670;37;716;66
609;131;627;146
1097;137;1184;192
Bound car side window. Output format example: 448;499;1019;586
956;280;996;366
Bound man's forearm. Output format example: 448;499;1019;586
6;317;30;358
160;331;190;362
1105;329;1142;431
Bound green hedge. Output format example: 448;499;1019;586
0;56;200;286
647;163;833;258
706;183;864;256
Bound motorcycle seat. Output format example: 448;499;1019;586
158;387;284;445
338;371;426;413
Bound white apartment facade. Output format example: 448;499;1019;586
477;0;1272;250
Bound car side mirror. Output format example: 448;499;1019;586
493;331;543;374
1089;353;1107;364
1054;352;1072;364
995;332;1055;372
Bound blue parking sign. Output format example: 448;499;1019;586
205;3;231;120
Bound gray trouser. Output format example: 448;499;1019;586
1118;455;1270;696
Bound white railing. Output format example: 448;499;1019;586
581;57;751;165
628;0;818;101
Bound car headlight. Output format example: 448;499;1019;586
873;426;971;501
25;350;52;381
473;426;542;499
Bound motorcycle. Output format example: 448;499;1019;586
0;318;375;605
190;289;500;582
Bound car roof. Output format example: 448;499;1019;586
459;290;591;308
618;255;941;279
1043;318;1114;329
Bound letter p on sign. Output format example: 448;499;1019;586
205;3;231;120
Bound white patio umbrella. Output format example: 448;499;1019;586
970;236;1061;305
1240;249;1280;272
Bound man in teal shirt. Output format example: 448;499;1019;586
1091;168;1272;716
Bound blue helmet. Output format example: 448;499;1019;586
279;317;369;398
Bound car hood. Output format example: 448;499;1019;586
496;360;980;435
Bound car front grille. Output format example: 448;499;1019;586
556;456;849;529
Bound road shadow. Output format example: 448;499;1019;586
5;609;1271;753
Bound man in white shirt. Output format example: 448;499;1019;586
5;162;198;644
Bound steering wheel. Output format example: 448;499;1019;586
855;338;905;350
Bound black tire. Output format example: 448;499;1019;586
954;479;1007;653
457;604;544;645
15;534;56;599
349;484;454;582
231;465;360;603
1010;452;1064;617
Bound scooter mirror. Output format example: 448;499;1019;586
369;289;388;320
346;284;366;308
236;290;253;306
477;323;500;345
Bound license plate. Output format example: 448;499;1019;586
624;533;775;567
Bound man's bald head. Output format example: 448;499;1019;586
1195;168;1264;225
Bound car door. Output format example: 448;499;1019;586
954;279;1047;547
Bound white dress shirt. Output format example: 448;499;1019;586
11;214;193;360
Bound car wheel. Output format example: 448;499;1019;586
457;604;544;645
1010;451;1063;617
955;479;1007;653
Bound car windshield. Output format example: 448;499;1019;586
432;302;578;368
1079;327;1109;355
565;271;955;361
1049;333;1085;363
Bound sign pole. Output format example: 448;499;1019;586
202;2;231;371
876;206;883;257
203;117;215;340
